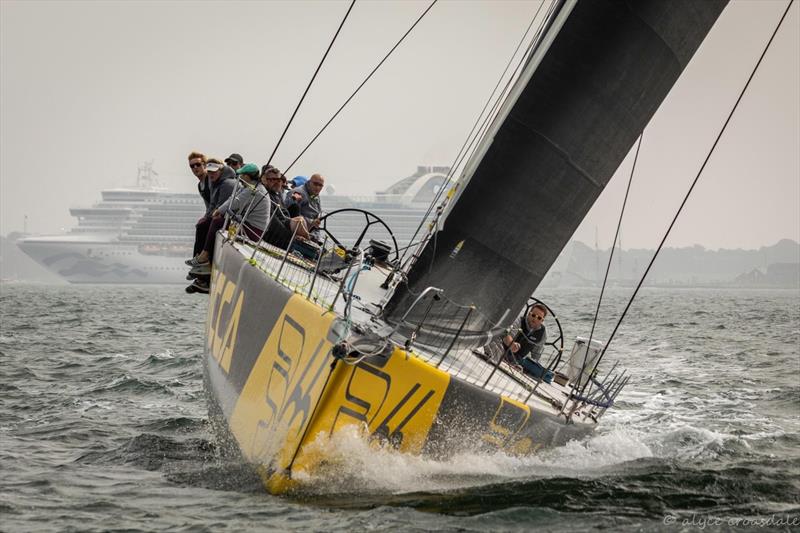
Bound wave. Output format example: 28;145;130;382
286;424;655;498
78;433;214;469
291;425;800;518
80;375;176;396
136;416;206;433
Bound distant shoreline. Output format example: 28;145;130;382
3;232;798;287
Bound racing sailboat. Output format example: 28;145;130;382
203;0;728;494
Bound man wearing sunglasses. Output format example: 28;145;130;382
261;165;287;208
188;152;210;256
261;165;317;246
286;173;325;241
261;165;292;247
480;303;548;370
224;153;244;172
504;303;548;363
188;151;210;215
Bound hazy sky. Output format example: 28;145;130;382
1;0;798;250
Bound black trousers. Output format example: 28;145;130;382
193;217;211;256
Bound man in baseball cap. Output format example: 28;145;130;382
224;153;244;171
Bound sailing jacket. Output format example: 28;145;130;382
218;180;270;231
197;175;211;210
268;189;291;225
510;317;547;361
286;183;322;224
204;173;235;219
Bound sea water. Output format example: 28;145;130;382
1;284;798;531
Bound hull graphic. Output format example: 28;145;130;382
204;244;592;494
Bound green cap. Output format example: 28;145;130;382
236;163;260;176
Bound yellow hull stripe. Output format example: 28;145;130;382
228;294;336;482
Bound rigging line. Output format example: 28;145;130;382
412;14;557;279
572;132;643;402
445;0;559;183
283;0;438;176
397;0;552;266
401;2;556;270
265;0;356;169
419;88;511;277
399;5;560;283
593;0;795;372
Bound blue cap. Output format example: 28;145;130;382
291;176;308;187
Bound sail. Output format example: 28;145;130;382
384;0;728;341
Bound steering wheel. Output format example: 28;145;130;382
318;208;400;263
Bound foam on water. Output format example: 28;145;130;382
291;423;658;496
291;404;788;497
149;349;175;360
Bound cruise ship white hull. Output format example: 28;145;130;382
17;238;189;284
15;165;450;285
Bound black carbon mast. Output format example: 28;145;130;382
384;0;729;347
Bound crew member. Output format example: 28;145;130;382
286;173;324;241
504;303;548;362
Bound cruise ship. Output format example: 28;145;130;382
17;164;450;284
